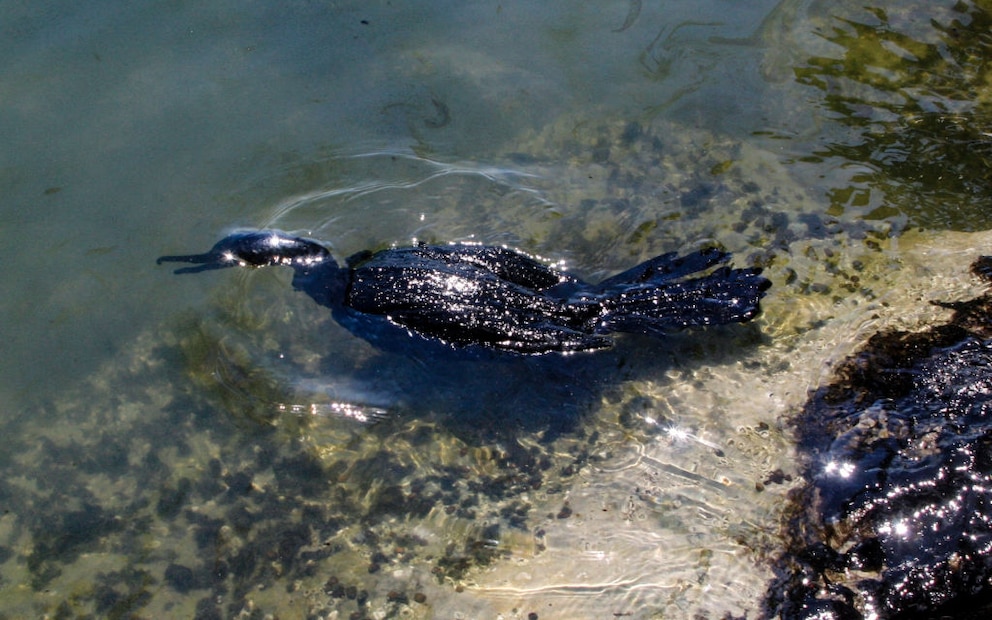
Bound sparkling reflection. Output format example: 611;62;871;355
275;401;390;424
879;518;912;540
823;459;855;479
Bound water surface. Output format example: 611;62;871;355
2;0;991;617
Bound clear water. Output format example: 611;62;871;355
2;0;991;617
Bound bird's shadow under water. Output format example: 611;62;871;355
199;309;770;448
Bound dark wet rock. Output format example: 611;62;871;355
765;256;992;619
207;458;223;478
325;575;347;598
223;470;253;500
209;559;229;586
87;435;131;475
189;514;225;550
39;435;131;478
93;583;123;614
619;121;643;146
227;503;256;533
273;453;328;497
194;596;222;620
368;485;410;519
679;183;716;209
434;522;506;582
254;443;277;469
386;589;408;604
194;472;225;499
90;580;153;618
229;545;257;581
164;563;201;593
156;478;191;518
52;600;74;620
316;513;347;540
300;502;326;524
277;523;312;568
499;499;531;529
28;502;124;588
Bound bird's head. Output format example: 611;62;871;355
157;230;332;274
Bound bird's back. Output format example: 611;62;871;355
344;244;609;353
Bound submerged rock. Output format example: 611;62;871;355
765;257;992;619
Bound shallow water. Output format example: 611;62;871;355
2;0;991;617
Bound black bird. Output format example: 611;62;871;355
158;230;770;355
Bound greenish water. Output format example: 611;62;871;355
1;0;991;617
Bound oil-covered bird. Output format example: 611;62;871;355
158;230;770;355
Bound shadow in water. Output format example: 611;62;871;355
323;321;769;441
196;295;770;446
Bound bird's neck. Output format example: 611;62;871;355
291;259;348;309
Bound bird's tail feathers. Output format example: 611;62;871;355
592;248;770;335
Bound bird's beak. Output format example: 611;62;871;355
156;252;232;274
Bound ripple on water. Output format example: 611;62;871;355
7;96;992;617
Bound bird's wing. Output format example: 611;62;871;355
346;249;605;353
443;244;573;291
